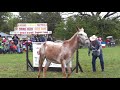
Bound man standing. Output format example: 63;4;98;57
12;34;19;45
88;35;104;72
47;35;53;41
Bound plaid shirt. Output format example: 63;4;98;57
88;39;102;55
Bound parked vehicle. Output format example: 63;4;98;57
106;36;115;47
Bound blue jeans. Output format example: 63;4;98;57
92;53;104;72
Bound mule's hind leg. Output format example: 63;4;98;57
38;57;44;78
43;60;51;78
61;60;67;78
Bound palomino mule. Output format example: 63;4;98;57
37;27;90;78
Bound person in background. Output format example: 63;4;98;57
34;35;38;42
47;35;53;41
3;38;9;53
22;40;26;51
39;35;45;42
30;34;36;42
12;44;17;53
17;40;23;53
12;34;19;46
88;35;104;72
2;37;6;43
0;35;4;54
98;37;102;44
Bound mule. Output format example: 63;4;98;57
37;27;90;78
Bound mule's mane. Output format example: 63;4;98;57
62;32;79;54
63;32;78;45
68;32;78;41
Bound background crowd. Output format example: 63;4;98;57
0;34;53;54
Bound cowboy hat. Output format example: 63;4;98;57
89;35;97;41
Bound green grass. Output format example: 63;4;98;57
0;46;120;78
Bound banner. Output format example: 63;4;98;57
12;23;50;35
16;23;47;32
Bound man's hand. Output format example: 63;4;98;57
98;49;100;52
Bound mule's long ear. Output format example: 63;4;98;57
76;26;80;31
80;27;84;32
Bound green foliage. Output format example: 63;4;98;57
19;12;41;23
76;16;99;37
40;12;62;33
65;17;76;39
54;14;120;41
19;12;62;35
0;12;120;41
0;12;9;32
53;21;66;40
7;16;21;32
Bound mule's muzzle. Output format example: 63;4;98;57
85;39;90;47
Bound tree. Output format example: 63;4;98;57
7;15;21;32
76;12;120;39
19;12;41;23
75;15;99;37
54;20;66;40
40;12;62;34
19;12;31;23
65;17;76;39
0;12;9;32
19;12;62;35
54;17;77;40
78;12;120;20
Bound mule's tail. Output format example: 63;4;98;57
38;43;46;78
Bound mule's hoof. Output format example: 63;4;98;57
37;75;40;78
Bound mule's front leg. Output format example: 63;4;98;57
61;60;67;78
66;62;72;78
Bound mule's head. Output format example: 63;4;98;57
77;27;90;47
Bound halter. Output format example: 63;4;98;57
77;32;89;46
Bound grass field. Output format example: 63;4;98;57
0;46;120;78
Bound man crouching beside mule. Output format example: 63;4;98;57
37;27;90;78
